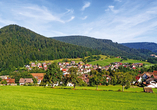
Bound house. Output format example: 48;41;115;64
2;78;15;85
67;82;74;86
44;67;48;71
58;62;62;65
138;72;153;80
153;71;157;79
147;80;157;88
65;62;69;65
78;74;89;84
25;65;32;70
38;65;42;69
31;62;36;67
143;87;153;93
103;75;111;83
136;76;142;83
19;78;33;85
71;61;75;65
0;75;8;79
31;73;46;84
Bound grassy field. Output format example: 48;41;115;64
0;86;157;110
88;58;121;66
88;58;152;66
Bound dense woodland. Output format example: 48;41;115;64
53;36;153;60
121;42;157;53
0;25;101;72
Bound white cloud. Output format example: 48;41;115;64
14;6;65;23
81;16;88;20
66;16;75;22
81;2;91;11
105;5;119;13
64;9;74;15
114;0;122;2
78;2;157;43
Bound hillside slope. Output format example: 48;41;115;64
52;36;152;60
0;25;101;71
121;42;157;53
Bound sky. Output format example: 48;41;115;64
0;0;157;43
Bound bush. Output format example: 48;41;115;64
118;89;121;92
28;83;33;86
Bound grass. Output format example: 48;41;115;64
88;58;121;66
56;85;157;93
121;59;151;64
88;58;152;66
0;86;157;110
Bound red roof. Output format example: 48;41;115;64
136;76;140;80
62;69;67;72
31;73;46;80
153;71;157;79
133;67;136;69
2;79;15;83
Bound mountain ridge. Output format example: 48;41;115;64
52;36;153;60
121;42;157;53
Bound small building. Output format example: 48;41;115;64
143;87;153;93
19;78;33;85
2;78;15;85
31;73;46;84
0;75;8;79
31;62;36;67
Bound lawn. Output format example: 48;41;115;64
0;86;157;110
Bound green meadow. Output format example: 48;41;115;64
0;86;157;110
88;58;151;66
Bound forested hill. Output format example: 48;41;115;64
121;42;157;53
52;36;153;60
0;25;101;71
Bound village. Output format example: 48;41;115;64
0;61;157;89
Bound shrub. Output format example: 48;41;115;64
106;83;109;86
118;89;121;92
28;83;33;86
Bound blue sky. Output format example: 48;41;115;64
0;0;157;43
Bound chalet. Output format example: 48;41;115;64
65;62;69;65
136;76;142;83
147;80;157;88
0;75;8;79
44;67;48;71
142;72;153;80
103;75;111;83
25;65;31;70
62;62;65;65
79;74;89;84
132;63;143;67
143;87;153;93
31;62;36;67
19;78;33;85
2;78;15;85
71;61;75;65
31;73;46;84
153;71;157;79
43;63;47;68
67;82;74;86
58;62;62;65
